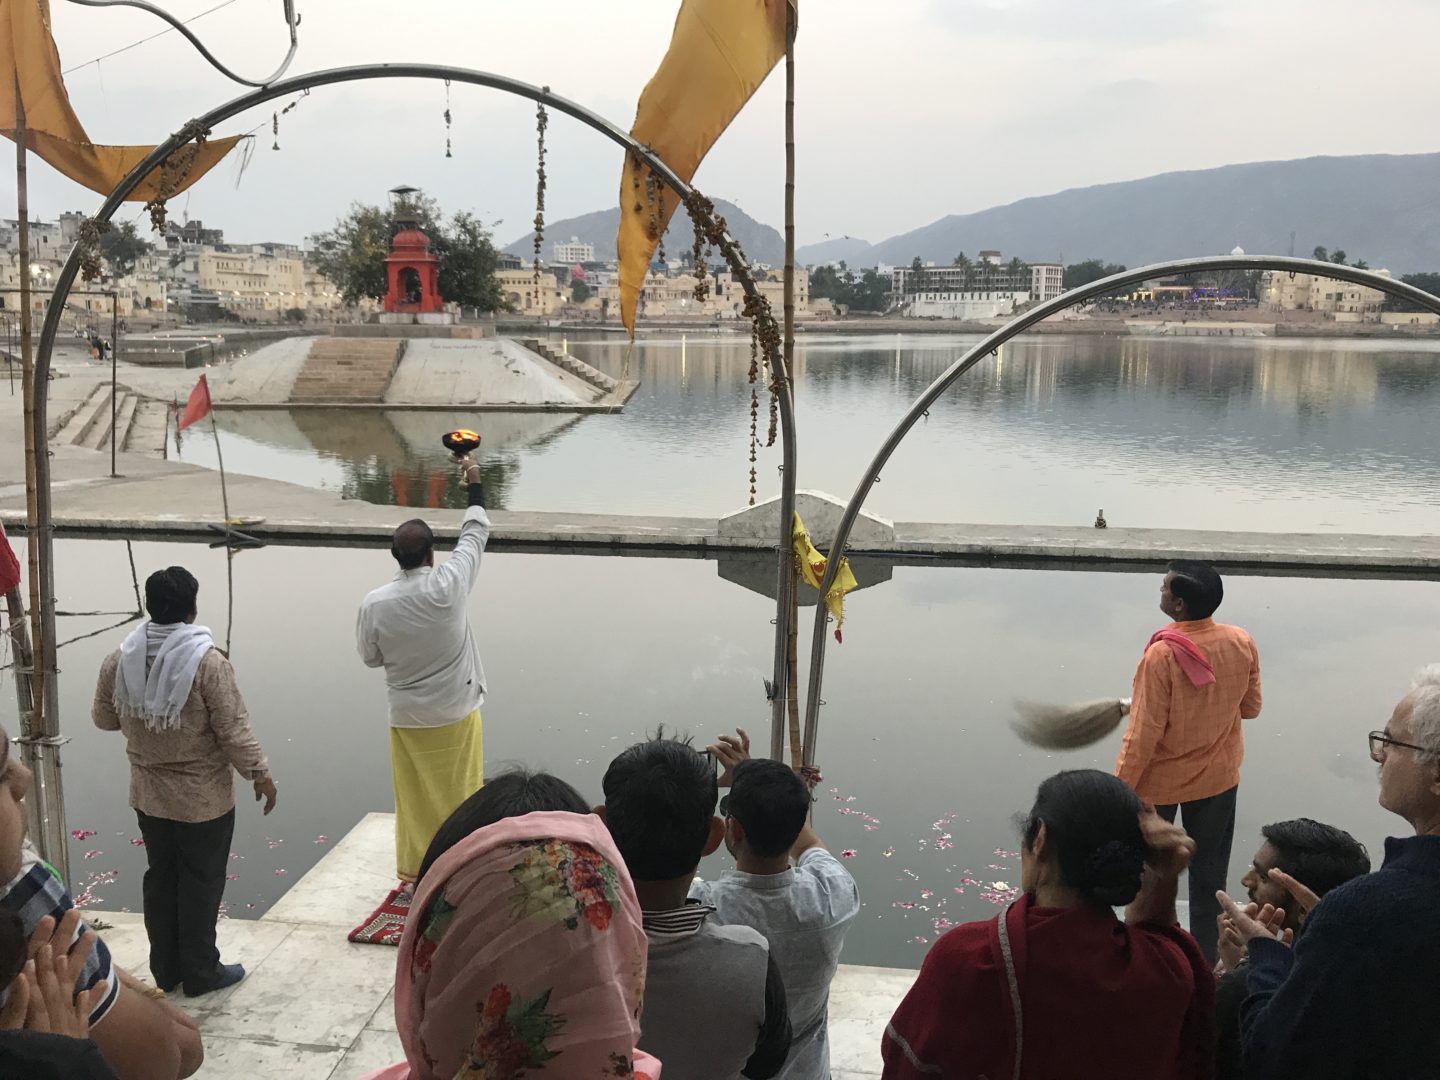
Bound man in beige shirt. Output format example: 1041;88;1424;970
93;566;277;997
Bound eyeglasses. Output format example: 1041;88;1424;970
1369;730;1434;762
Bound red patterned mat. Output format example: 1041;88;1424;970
347;884;412;946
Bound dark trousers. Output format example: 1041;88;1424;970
136;808;235;991
1155;785;1238;964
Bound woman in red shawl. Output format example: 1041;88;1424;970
883;769;1214;1080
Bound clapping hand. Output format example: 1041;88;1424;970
1268;867;1322;925
707;728;751;789
0;910;106;1037
1216;901;1292;972
1217;891;1294;949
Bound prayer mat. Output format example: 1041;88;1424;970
348;883;412;946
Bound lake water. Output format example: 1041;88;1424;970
3;534;1437;968
170;332;1440;534
5;330;1439;967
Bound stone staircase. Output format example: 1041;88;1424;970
288;338;405;404
522;339;619;395
55;382;144;453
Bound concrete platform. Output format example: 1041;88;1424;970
89;812;913;1079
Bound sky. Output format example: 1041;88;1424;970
6;0;1440;249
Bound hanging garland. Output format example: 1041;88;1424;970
533;93;549;293
270;89;309;152
444;79;453;159
76;219;110;283
144;121;213;233
681;188;783;495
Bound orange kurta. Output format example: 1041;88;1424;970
1115;617;1262;804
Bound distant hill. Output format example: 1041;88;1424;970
503;198;785;265
867;153;1440;273
794;235;874;266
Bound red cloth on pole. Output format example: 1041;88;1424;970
0;522;20;595
177;374;212;432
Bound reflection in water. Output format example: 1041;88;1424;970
12;536;1440;966
182;333;1440;532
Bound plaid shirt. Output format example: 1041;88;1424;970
1115;618;1262;804
0;848;120;1025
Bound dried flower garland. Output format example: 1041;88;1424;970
533;93;549;293
144;121;213;233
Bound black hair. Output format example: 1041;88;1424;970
416;768;590;884
391;519;435;571
601;727;717;881
0;911;26;992
727;759;811;858
1261;818;1371;898
1167;560;1224;620
144;566;199;624
1024;769;1146;908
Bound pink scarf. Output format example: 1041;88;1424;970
1148;629;1216;688
362;811;660;1080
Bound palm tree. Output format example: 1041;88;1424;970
952;252;971;289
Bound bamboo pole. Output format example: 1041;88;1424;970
3;585;39;844
785;557;801;770
772;1;798;763
12;77;69;885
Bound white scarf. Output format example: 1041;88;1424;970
112;621;215;732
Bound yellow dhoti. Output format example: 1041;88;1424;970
389;708;484;882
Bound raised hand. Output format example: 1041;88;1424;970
1217;890;1291;947
707;727;751;789
1138;808;1196;878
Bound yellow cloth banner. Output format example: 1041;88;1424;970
1;0;240;201
617;0;794;334
792;511;858;642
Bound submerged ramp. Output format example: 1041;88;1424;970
210;335;636;411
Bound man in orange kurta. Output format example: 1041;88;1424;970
1116;560;1262;962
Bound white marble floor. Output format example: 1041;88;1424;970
90;812;916;1079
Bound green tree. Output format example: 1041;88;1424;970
1312;245;1329;263
1063;259;1127;290
1390;272;1440;312
1353;258;1370;270
311;193;504;310
100;221;150;275
570;278;592;303
1330;249;1347;265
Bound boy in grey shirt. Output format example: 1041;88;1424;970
692;730;861;1080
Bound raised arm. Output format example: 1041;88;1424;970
1115;645;1174;791
433;456;491;597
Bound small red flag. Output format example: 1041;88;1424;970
177;374;212;432
0;522;21;596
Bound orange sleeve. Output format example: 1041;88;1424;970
1116;644;1173;792
1241;634;1262;719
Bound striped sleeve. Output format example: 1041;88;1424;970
0;862;121;1024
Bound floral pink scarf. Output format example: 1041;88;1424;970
362;810;660;1079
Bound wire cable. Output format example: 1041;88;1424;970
62;0;299;87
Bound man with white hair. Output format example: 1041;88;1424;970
1217;665;1440;1078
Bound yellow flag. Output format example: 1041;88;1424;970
617;0;794;334
792;512;858;643
1;0;241;201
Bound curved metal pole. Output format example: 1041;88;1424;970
64;0;300;88
33;63;799;762
799;255;1440;766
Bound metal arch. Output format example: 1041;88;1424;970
32;63;799;759
799;255;1440;766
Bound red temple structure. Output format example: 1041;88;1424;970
383;222;443;314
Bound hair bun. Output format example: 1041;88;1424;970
1079;839;1145;906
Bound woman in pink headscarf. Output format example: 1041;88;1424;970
363;799;659;1079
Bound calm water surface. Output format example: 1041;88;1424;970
3;536;1436;967
172;332;1440;534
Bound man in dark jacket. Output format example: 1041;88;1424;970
1219;665;1440;1079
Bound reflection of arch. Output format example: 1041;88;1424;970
30;64;799;764
799;255;1440;767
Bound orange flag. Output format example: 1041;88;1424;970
1;0;241;200
616;0;795;334
177;375;212;432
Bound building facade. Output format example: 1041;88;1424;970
552;237;595;264
1030;263;1064;303
1260;269;1391;320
